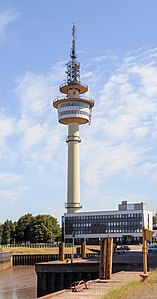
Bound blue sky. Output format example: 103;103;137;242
1;0;157;223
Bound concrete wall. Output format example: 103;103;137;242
35;261;99;297
0;252;12;271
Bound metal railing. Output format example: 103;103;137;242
53;96;94;106
1;243;59;248
59;82;88;90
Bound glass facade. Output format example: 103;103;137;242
59;102;90;108
65;213;143;235
59;110;89;117
63;202;152;244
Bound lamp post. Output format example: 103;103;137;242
71;231;75;263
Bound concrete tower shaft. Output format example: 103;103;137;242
53;24;94;213
66;123;81;213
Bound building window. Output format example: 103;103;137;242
147;214;150;229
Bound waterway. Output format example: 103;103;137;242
0;266;36;299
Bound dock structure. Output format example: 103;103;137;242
36;258;99;297
35;251;157;297
37;271;143;299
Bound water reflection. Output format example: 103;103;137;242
0;266;37;299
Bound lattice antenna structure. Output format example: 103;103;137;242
66;24;80;85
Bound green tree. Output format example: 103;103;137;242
2;214;61;244
32;215;61;243
1;220;11;244
0;223;2;245
0;223;2;236
15;213;34;243
10;221;17;243
153;215;157;225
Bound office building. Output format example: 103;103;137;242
63;201;153;244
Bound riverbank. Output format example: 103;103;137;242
0;244;142;255
0;245;100;255
0;252;12;271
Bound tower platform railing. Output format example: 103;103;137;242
53;96;94;105
59;82;88;90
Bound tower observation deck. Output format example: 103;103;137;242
53;24;94;213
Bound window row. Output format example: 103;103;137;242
59;102;89;108
65;228;143;234
71;221;143;227
59;110;89;117
65;214;143;221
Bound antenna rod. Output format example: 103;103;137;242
71;23;77;59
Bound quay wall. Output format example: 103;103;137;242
12;253;98;266
0;252;12;271
35;252;157;297
35;261;143;297
36;261;99;297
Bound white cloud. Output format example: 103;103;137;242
15;61;66;120
0;10;18;42
0;112;15;141
93;51;117;62
0;184;29;201
0;190;16;201
13;63;67;173
15;72;51;116
0;111;16;160
0;173;24;185
20;124;45;152
80;48;157;203
17;185;30;193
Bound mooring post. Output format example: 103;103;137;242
99;238;103;279
99;237;113;280
81;241;86;258
59;242;65;261
106;237;113;279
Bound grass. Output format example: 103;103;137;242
1;246;75;254
101;269;157;299
1;247;59;254
101;281;143;299
0;245;100;255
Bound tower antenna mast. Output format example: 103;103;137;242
66;24;80;85
71;23;77;59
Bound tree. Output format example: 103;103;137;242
0;223;2;236
32;215;61;243
153;215;157;225
1;220;11;244
15;213;34;243
10;221;17;243
0;223;2;244
1;214;61;244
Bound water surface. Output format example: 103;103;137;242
0;266;37;299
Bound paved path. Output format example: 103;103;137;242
39;271;143;299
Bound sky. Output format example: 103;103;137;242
0;0;157;224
